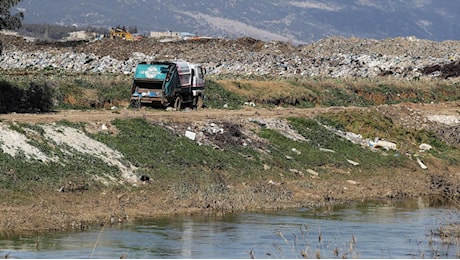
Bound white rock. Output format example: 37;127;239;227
419;143;433;152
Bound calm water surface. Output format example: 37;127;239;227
1;197;458;259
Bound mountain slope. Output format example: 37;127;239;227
14;0;460;43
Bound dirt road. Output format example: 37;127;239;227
1;101;458;125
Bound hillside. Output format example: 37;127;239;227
14;0;460;43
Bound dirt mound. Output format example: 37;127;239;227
422;60;460;79
2;34;459;79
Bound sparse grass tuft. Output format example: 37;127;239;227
205;79;244;109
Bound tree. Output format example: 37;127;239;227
0;0;23;30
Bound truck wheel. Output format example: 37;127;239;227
130;98;141;109
174;96;182;111
196;95;204;110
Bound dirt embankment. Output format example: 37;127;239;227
0;101;459;233
1;34;459;80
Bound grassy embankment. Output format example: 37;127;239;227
0;71;459;206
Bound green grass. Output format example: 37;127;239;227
92;118;268;181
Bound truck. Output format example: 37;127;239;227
130;60;205;110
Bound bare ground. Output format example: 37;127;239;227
1;101;459;234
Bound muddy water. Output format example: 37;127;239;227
1;197;458;259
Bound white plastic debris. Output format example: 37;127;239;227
291;148;301;155
306;169;319;176
243;101;256;106
268;180;280;185
185;130;196;140
419;143;432;152
319;148;336;153
372;139;397;151
346;159;360;166
416;157;428;170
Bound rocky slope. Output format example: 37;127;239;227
1;34;459;80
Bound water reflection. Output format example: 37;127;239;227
0;196;458;259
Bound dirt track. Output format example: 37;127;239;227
1;101;459;233
1;100;458;125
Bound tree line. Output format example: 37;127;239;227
0;0;23;30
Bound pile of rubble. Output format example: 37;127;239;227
1;34;459;80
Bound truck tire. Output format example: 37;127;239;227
195;95;204;110
174;96;182;111
130;98;141;109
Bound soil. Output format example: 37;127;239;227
1;101;460;234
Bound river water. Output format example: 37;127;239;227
1;197;459;259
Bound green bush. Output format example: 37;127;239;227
0;80;54;113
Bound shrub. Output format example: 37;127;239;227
0;80;54;113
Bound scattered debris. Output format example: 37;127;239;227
427;115;460;126
306;169;319;176
346;159;360;166
185;130;196;140
291;148;301;155
289;169;304;176
371;139;397;151
319;148;336;153
416;157;428;170
419;143;433;152
1;34;459;80
244;101;256;107
249;118;307;142
268;180;281;185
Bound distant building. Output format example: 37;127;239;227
150;31;180;39
149;31;199;41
